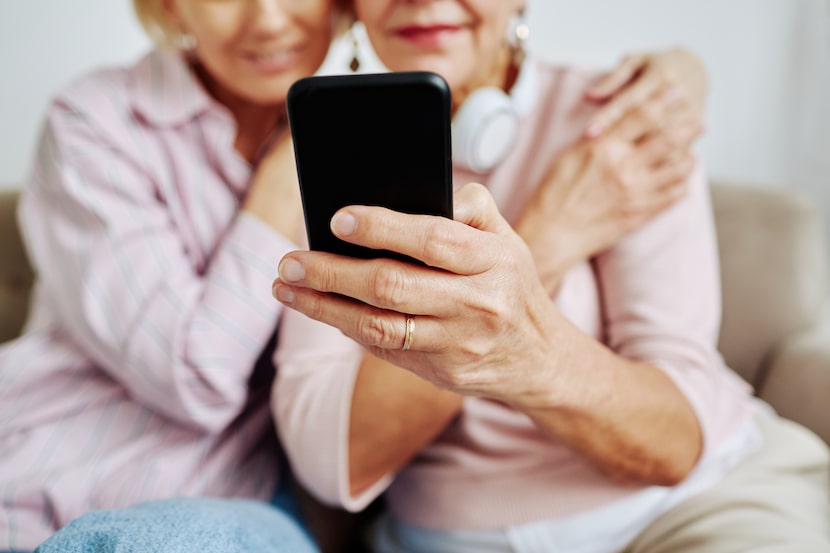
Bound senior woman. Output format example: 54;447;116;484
271;1;830;552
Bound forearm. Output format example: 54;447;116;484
515;321;702;486
349;353;463;496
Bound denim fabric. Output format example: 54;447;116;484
33;497;318;553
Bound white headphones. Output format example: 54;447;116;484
451;58;538;174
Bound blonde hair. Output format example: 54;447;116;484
133;0;181;48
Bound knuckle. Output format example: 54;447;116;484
357;314;398;348
304;292;326;323
370;265;409;309
421;222;460;262
314;262;338;293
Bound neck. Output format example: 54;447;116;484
451;46;519;115
194;63;284;164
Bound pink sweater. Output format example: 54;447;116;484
273;58;756;530
0;49;293;550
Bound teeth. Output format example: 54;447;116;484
253;50;294;63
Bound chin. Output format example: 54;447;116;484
235;78;294;105
387;55;463;88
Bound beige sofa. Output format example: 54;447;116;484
1;184;829;445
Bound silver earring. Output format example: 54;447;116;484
510;9;529;68
348;24;360;72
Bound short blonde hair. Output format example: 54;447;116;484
133;0;180;48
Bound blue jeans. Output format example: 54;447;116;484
31;493;318;553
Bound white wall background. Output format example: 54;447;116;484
2;0;829;237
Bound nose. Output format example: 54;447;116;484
247;0;291;36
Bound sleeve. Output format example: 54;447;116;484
17;98;294;434
272;307;393;511
594;162;755;460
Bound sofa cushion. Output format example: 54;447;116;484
0;188;34;344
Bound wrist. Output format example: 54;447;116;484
516;205;587;294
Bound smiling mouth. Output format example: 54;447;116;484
245;47;303;73
249;48;298;63
393;24;463;47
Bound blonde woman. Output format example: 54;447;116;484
0;0;341;551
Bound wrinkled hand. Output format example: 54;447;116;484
585;47;707;138
272;183;560;405
518;92;701;292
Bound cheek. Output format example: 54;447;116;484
353;0;382;23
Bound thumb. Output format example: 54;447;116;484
453;182;513;236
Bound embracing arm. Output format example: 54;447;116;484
517;48;706;295
18;96;295;433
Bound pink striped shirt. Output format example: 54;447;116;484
273;58;758;531
0;49;293;550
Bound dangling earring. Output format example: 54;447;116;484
179;32;197;51
348;23;361;72
510;9;529;69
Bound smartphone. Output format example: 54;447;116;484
286;71;453;261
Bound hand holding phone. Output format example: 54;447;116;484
286;71;453;261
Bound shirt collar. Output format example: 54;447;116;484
128;48;215;127
510;55;540;117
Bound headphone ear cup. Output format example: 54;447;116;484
452;87;519;173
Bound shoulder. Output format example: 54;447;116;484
45;49;208;145
526;58;608;133
39;51;151;167
49;52;144;131
535;58;606;96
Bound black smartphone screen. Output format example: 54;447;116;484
286;71;453;261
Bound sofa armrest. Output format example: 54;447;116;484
711;182;828;386
759;316;830;445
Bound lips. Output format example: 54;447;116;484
393;24;464;47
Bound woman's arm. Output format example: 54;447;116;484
273;183;712;485
19;95;295;434
274;298;463;506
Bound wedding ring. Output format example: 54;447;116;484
402;315;415;351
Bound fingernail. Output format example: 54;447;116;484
273;283;295;305
331;212;357;237
278;258;305;283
